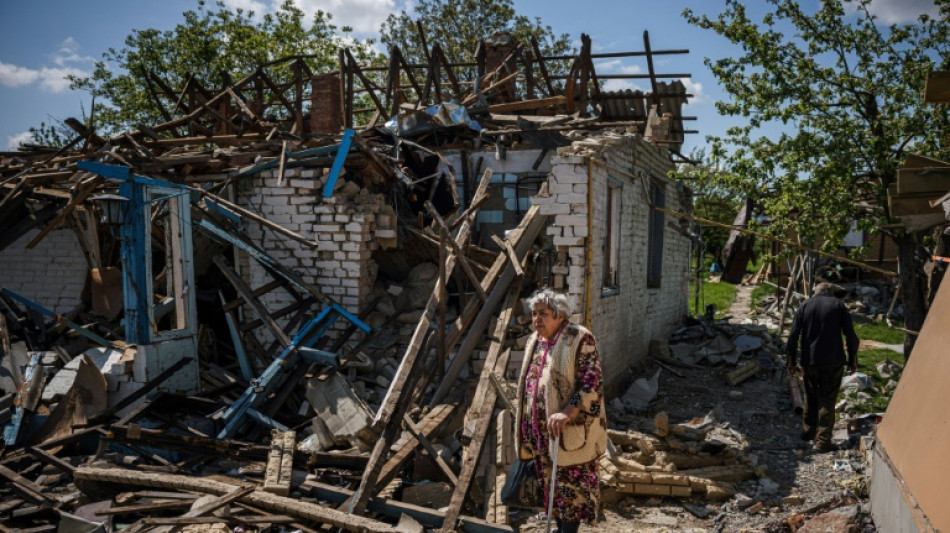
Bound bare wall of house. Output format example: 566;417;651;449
237;169;384;341
0;228;87;313
532;134;690;392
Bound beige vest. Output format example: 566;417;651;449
514;323;608;466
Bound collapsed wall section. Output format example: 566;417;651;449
0;228;87;314
237;169;383;340
532;133;690;392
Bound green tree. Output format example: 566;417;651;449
684;0;950;357
379;0;572;72
41;0;373;143
674;147;743;268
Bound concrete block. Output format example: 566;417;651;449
556;193;587;204
538;203;572;215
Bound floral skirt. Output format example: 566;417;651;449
532;451;600;524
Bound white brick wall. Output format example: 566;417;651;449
0;228;87;313
238;170;384;343
532;133;691;393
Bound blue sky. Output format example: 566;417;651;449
0;0;940;154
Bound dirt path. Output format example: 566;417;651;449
728;283;756;320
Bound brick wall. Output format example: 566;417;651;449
531;133;691;392
238;169;383;342
0;228;87;313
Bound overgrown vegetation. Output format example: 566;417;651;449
689;279;738;319
839;347;903;414
854;321;905;345
684;0;950;356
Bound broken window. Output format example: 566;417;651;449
647;180;666;288
603;181;622;293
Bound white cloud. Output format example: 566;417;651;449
848;0;940;24
0;63;85;93
284;0;396;34
0;38;90;93
6;132;33;151
681;77;705;104
0;62;41;87
52;37;93;67
602;79;645;92
37;66;86;92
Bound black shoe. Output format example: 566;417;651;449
800;431;815;441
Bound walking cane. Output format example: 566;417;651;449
545;435;560;533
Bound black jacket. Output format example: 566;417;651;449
786;294;859;367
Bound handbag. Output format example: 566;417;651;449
501;458;542;509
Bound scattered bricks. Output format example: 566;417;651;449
617;471;652;484
726;360;761;386
633;483;671;497
654;411;669;437
650;472;690;486
670;486;692;498
746;502;764;514
614;455;648;472
703;482;736;501
781;495;805;506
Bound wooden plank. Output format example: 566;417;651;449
214;255;291;347
94;500;195;515
25;173;100;249
488;96;566;113
302;478;514;533
440;289;519;531
924;71;950;103
491;235;524;278
375;402;456;490
0;464;57;506
402;414;458;485
430;199;547;405
897;167;950;195
425;201;487;302
74;466;396;533
373;169;494;426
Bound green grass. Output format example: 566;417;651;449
854;321;905;345
837;348;904;414
688;279;738;319
750;283;774;311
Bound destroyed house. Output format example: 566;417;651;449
0;31;695;531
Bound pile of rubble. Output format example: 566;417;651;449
600;409;763;502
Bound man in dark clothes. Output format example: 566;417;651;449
786;282;860;452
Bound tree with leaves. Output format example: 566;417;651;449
379;0;572;71
35;0;374;144
684;0;950;357
674;147;742;267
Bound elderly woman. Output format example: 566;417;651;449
515;288;607;533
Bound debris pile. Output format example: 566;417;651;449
600;409;762;502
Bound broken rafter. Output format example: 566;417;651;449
74;467;397;533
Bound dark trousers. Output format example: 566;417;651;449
801;364;844;445
555;518;580;533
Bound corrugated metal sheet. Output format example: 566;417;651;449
597;80;688;152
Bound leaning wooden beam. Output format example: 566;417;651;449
430;199;546;405
402;414;458;485
302;477;514;533
200;191;320;249
25;173;100;249
73;467;396;533
375;401;456;490
214;255;291;347
373;168;493;427
425;201;487;302
440;290;519;532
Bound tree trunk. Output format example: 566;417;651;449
894;231;926;361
